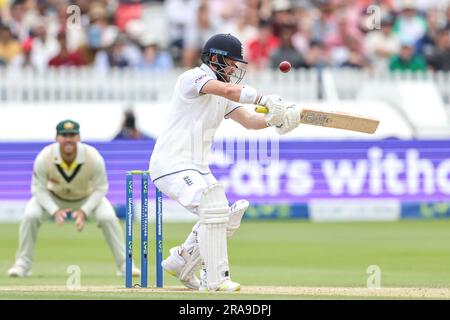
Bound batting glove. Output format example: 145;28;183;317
276;105;301;135
257;94;287;127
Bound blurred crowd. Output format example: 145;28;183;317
1;0;450;73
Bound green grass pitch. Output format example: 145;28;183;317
1;219;450;299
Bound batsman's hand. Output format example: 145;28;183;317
72;209;87;232
257;94;287;127
54;208;71;226
276;105;301;135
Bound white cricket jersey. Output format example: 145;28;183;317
31;142;108;215
149;63;241;181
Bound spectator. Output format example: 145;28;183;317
421;8;447;57
25;20;59;71
182;1;222;68
258;0;274;21
330;17;359;67
34;0;53;17
304;39;327;68
223;6;259;52
414;0;445;13
115;0;144;32
207;0;244;23
389;40;427;72
392;0;428;51
0;0;11;23
445;6;450;30
339;35;369;69
426;29;450;71
246;19;280;70
271;0;296;38
270;24;307;69
337;0;366;41
93;33;140;72
364;14;400;72
310;0;342;51
137;34;173;71
9;36;33;68
0;24;22;65
87;2;118;50
48;31;87;67
164;0;199;65
1;0;449;73
7;0;39;42
114;109;152;140
53;1;87;53
424;8;446;43
291;3;314;56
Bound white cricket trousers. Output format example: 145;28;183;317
14;196;125;271
153;170;220;252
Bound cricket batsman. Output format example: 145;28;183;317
149;33;301;291
8;120;141;277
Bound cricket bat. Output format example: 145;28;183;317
255;106;380;134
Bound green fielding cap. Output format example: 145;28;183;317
56;119;80;135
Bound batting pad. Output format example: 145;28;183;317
197;184;230;290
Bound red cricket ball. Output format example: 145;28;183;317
279;61;292;73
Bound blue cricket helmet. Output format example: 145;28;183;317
201;34;248;84
201;33;248;64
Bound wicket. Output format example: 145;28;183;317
125;170;163;288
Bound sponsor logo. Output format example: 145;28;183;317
142;241;148;255
214;146;450;199
158;240;163;252
64;122;75;130
127;240;132;256
183;176;193;186
194;74;208;84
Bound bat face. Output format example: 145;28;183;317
300;109;380;134
301;110;329;126
254;105;380;134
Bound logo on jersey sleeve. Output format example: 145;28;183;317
194;74;208;84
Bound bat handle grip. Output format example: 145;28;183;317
255;106;269;114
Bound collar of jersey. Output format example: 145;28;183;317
200;63;217;80
52;142;86;165
59;160;78;171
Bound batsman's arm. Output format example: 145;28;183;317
200;80;262;104
201;80;287;127
228;107;270;130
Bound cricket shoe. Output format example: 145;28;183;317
199;269;241;292
161;246;200;290
199;279;241;292
117;262;141;277
7;264;32;277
